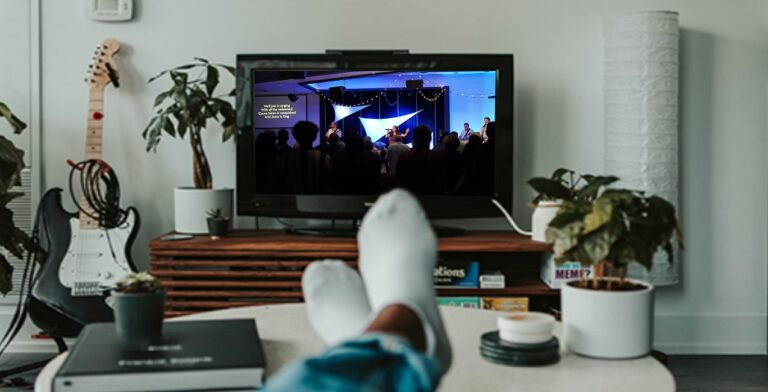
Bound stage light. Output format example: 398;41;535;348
359;110;423;141
333;104;369;122
287;94;299;102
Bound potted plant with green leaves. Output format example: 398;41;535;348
112;272;165;349
0;102;30;295
546;186;683;359
143;58;236;234
206;208;230;239
527;168;618;242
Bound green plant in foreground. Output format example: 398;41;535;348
143;58;236;189
115;272;163;293
0;101;29;295
545;182;683;290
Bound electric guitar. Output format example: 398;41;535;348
30;39;140;336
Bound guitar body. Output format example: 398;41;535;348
29;188;139;337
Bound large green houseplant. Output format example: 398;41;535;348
0;102;29;294
542;171;683;359
143;58;237;233
546;187;683;286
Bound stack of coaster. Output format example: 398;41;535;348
479;331;560;366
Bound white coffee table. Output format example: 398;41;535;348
35;304;674;391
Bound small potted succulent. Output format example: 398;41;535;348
112;272;165;349
206;208;230;239
527;168;618;242
546;185;683;359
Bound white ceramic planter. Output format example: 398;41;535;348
174;187;233;234
562;278;654;359
531;200;562;242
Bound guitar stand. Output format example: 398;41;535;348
0;336;67;382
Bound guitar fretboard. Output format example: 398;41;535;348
79;88;104;229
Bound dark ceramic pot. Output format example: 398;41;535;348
111;289;165;350
207;218;230;238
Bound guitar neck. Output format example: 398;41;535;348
80;88;105;229
86;88;104;160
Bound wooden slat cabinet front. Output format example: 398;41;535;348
149;230;553;318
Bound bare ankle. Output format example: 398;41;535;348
365;304;427;351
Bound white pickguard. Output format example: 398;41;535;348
58;211;136;296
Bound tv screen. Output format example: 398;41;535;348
236;53;513;219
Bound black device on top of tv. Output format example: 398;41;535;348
236;51;513;227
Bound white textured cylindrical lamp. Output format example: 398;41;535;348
604;11;680;285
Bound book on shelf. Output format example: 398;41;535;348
479;271;506;289
433;261;479;288
540;254;593;288
53;319;266;392
481;297;529;312
438;297;480;308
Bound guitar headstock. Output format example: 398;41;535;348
85;38;121;90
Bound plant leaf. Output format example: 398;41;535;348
527;178;571;200
550;168;573;181
0;135;25;192
0;102;28;134
205;65;219;96
162;115;176;137
582;199;613;234
579;175;619;200
217;64;236;76
154;88;174;107
0;254;12;295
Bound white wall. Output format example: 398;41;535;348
3;0;767;354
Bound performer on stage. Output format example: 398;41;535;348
386;125;410;145
458;122;474;141
478;117;491;143
325;121;342;140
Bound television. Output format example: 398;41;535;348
236;51;513;225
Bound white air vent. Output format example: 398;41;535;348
1;168;32;301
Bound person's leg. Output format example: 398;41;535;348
302;260;371;346
264;302;442;392
264;189;450;391
357;189;452;369
365;304;426;352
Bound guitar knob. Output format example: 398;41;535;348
101;271;113;279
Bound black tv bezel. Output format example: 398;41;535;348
236;52;514;219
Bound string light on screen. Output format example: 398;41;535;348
318;91;380;107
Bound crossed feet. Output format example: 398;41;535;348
301;189;452;370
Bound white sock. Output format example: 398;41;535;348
302;260;372;346
357;189;452;369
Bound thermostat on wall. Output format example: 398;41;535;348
84;0;133;22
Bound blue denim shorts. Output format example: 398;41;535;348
263;333;444;392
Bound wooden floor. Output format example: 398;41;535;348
668;355;768;391
0;354;766;391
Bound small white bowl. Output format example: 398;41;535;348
497;312;555;344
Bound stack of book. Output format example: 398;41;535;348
433;261;480;288
53;319;266;392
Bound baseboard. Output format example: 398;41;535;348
654;314;767;354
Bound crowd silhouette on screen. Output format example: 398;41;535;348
253;120;496;196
